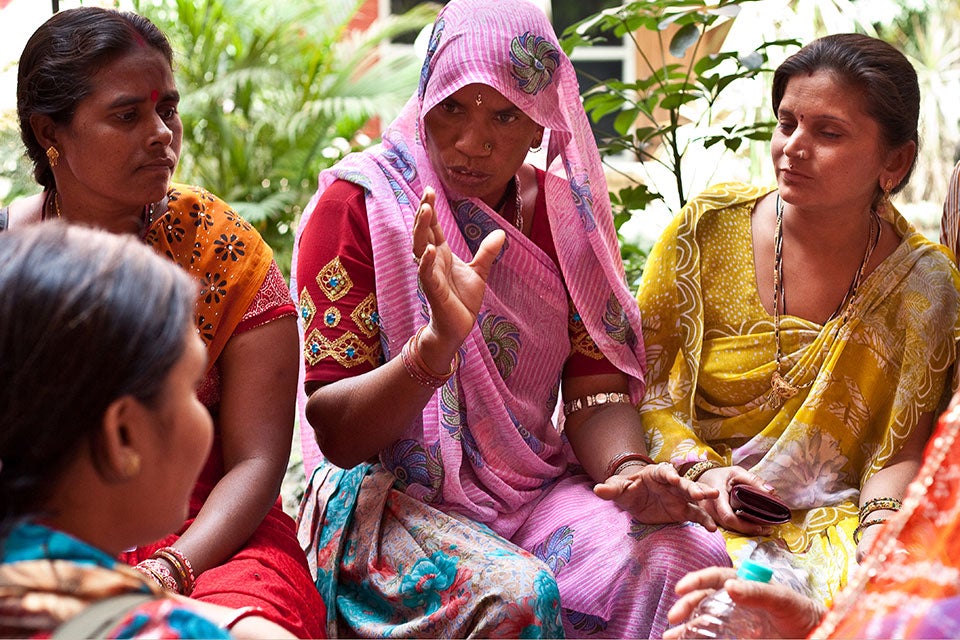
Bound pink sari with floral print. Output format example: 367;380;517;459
292;1;729;637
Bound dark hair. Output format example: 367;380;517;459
0;223;196;536
772;33;920;196
16;7;174;191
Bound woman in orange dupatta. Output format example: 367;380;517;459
7;7;325;637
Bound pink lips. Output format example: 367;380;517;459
778;166;811;181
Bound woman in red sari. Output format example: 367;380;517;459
6;7;324;637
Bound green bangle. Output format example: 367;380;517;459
858;497;901;521
683;460;722;482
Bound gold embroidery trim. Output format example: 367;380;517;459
323;307;341;328
351;293;380;338
316;257;353;302
298;288;316;327
569;305;604;360
303;328;380;368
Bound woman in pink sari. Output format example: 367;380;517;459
292;0;731;636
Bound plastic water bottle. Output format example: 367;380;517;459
680;559;775;639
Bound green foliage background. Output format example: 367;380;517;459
131;0;437;274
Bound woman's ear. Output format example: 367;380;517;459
29;113;60;150
99;396;145;483
881;140;917;189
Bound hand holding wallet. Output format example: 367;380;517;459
729;484;791;525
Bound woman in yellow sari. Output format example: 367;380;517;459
637;33;960;605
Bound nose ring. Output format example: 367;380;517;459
483;142;492;152
798;150;806;160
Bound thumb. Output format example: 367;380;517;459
593;474;629;500
469;229;506;281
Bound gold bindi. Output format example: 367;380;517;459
475;92;482;107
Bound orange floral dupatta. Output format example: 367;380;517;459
813;394;960;639
144;183;273;367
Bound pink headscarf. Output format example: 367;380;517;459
292;0;645;531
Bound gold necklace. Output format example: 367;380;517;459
770;194;880;401
494;174;524;232
49;189;157;239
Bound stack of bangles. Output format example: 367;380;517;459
683;460;723;482
853;496;902;544
604;451;655;479
400;326;460;388
135;546;196;596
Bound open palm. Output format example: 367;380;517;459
595;463;718;530
413;187;505;346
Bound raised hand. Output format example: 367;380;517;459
594;463;719;530
412;187;505;364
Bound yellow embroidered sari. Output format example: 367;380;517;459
637;182;960;603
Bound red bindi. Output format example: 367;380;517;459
150;89;159;102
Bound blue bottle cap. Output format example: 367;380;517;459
737;559;774;583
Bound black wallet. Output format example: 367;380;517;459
729;484;791;524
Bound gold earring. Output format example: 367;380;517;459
46;146;59;168
879;178;894;214
124;453;141;478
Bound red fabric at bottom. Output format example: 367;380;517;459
120;502;326;639
119;442;326;638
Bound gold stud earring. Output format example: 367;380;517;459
124;453;141;478
46;146;59;168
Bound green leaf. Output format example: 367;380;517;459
614;108;641;136
668;23;702;58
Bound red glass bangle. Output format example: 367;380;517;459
400;326;459;388
604;451;654;479
150;546;196;596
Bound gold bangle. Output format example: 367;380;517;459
563;392;631;416
853;518;887;545
683;460;722;482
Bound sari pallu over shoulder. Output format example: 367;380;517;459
144;183;274;367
